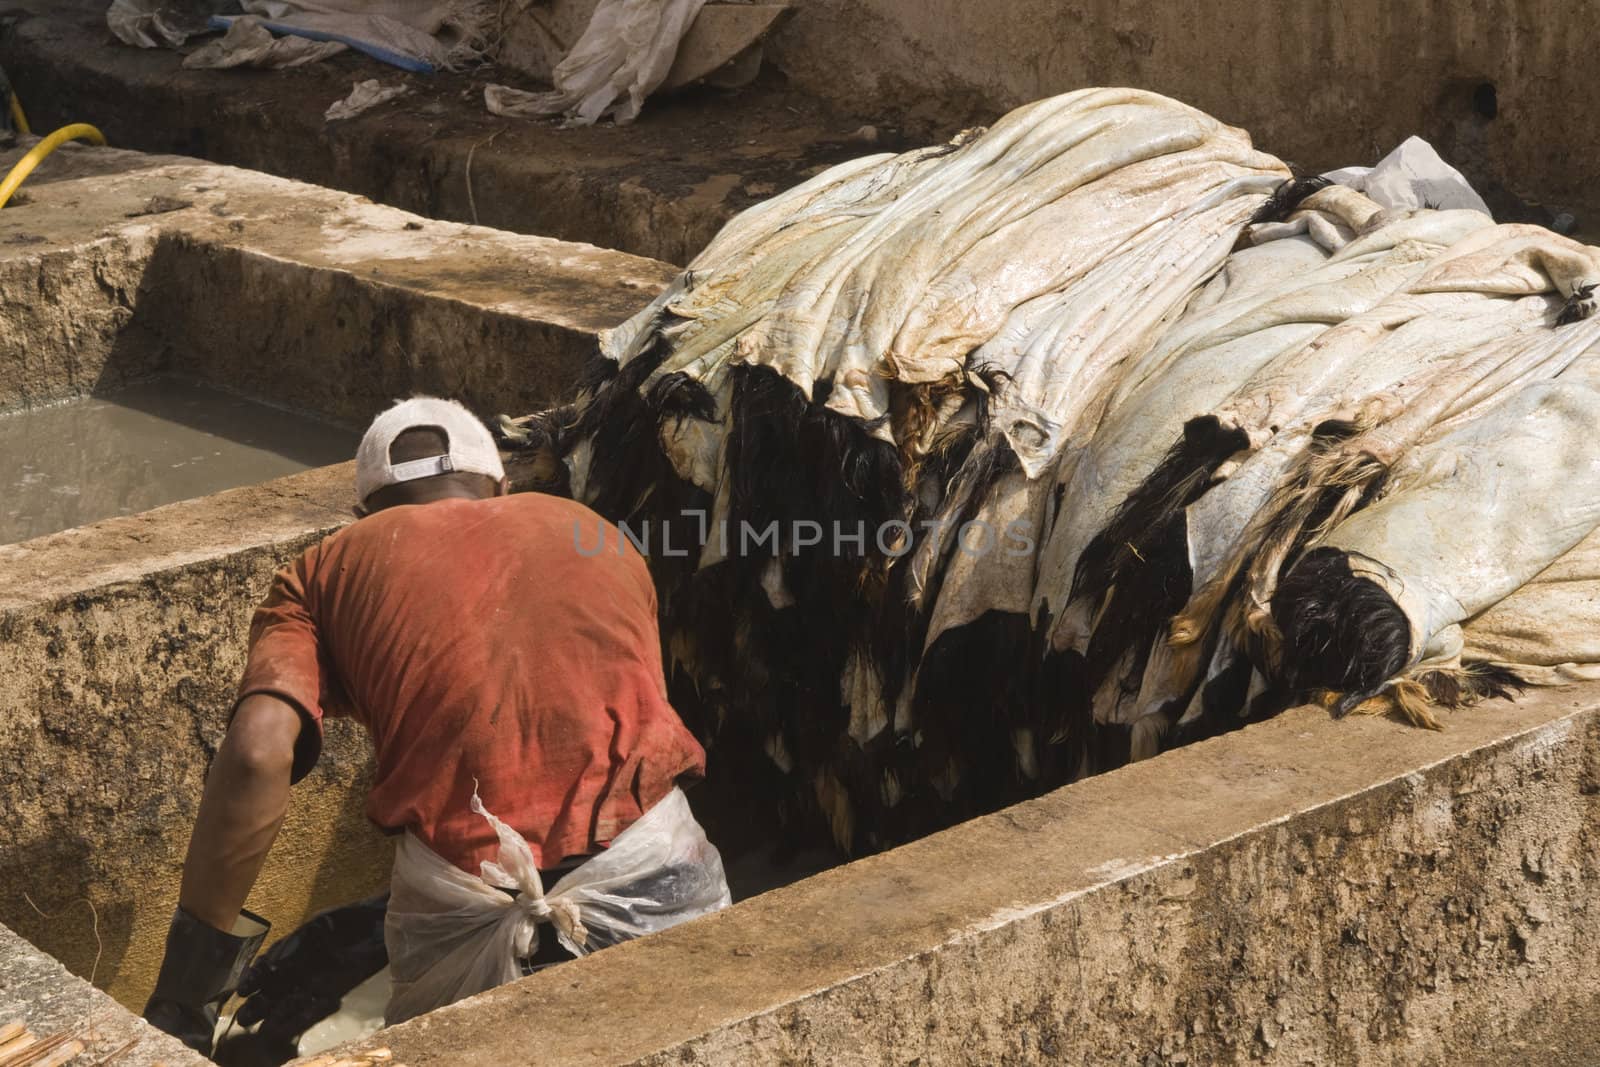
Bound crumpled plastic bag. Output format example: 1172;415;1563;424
106;0;236;48
184;15;345;67
383;787;730;1024
226;0;486;71
485;0;707;126
325;79;409;121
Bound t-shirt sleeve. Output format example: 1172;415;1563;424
236;548;347;783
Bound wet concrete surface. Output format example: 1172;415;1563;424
0;378;357;544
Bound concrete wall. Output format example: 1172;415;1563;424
2;3;865;267
494;0;1588;225
0;465;385;1010
763;0;1586;220
0;142;674;427
0;234;161;413
330;690;1600;1066
147;234;625;429
0;920;207;1067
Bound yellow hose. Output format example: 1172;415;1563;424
8;93;28;135
0;123;107;210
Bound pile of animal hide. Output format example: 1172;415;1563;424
503;87;1600;852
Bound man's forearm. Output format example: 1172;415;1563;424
178;693;302;931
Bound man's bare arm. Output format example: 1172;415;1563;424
178;693;303;931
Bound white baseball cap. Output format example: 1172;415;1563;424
355;397;506;503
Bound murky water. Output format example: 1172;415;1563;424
1;380;359;544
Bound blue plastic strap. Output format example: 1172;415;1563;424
207;14;436;74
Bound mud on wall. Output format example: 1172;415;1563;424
0;235;163;413
0;530;390;1011
138;236;607;430
488;0;1585;223
653;714;1600;1064
763;0;1584;220
31;231;609;434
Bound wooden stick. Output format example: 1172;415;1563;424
0;1026;23;1046
29;1041;83;1067
0;1032;65;1067
93;1038;137;1067
0;1034;34;1064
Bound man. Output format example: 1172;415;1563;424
144;397;722;1053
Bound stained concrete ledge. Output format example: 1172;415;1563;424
0;1;890;266
324;687;1600;1065
0;138;675;423
0;921;206;1067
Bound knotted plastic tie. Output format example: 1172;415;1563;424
516;883;588;950
470;790;590;951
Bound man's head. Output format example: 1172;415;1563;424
354;397;507;516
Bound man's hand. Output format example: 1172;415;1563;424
180;693;302;931
233;894;390;1044
144;694;302;1053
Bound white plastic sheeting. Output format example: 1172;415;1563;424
184;16;345;68
324;79;409;121
485;0;707;126
107;0;222;48
1323;135;1492;216
109;0;489;71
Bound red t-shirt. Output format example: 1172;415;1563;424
236;493;706;873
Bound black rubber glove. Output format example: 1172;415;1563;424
143;907;271;1055
232;893;390;1045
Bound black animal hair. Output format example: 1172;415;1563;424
1416;661;1524;706
1250;175;1334;225
1072;415;1249;607
1271;546;1412;700
1172;654;1254;746
1066;416;1248;732
1557;283;1597;326
647;371;719;425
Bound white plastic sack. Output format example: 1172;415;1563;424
1324;136;1491;217
326;79;409;121
383;787;730;1024
484;0;707;126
